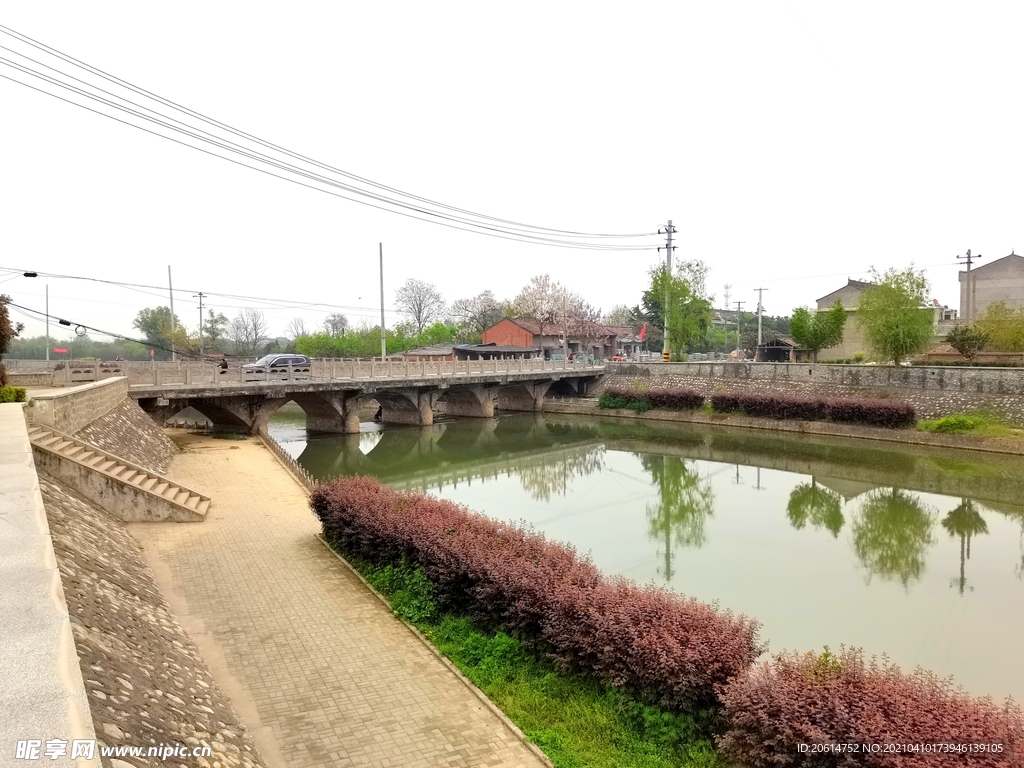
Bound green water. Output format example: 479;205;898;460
269;410;1024;703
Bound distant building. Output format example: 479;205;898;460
815;279;873;360
959;251;1024;321
755;337;808;363
400;342;542;362
480;317;641;360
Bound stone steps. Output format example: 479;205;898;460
28;426;210;520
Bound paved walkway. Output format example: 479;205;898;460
129;434;545;768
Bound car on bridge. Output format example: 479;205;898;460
242;354;312;380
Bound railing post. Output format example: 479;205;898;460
388;359;393;377
370;359;375;378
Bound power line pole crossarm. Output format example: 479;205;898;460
658;220;676;363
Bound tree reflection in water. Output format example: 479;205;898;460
786;479;844;538
515;447;606;501
641;455;714;581
852;488;936;587
941;500;989;595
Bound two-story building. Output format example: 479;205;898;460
959;251;1024;322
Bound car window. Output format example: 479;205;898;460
252;355;274;366
270;357;289;367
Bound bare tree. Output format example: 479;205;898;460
512;274;567;342
450;290;507;337
395;279;446;334
323;313;349;336
285;317;310;339
603;304;635;328
229;308;269;355
567;300;606;357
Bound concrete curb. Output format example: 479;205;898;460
315;535;554;768
541;400;1024;456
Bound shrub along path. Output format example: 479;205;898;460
129;433;546;768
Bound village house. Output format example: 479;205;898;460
480;317;642;360
400;342;542;362
959;251;1024;321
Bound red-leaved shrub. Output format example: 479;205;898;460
710;391;915;429
719;648;1024;767
311;475;762;710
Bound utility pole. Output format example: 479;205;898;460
658;220;676;362
754;287;768;346
379;243;387;361
723;284;732;311
194;292;206;357
734;301;745;354
168;266;176;362
45;284;49;362
957;249;981;322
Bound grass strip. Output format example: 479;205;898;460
329;546;721;768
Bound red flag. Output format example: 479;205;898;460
638;323;647;340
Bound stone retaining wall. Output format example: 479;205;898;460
599;362;1024;422
40;477;264;768
30;378;129;435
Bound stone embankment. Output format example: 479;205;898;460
41;476;265;768
76;397;177;473
598;362;1024;422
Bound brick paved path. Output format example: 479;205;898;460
129;434;545;768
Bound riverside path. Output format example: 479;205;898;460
129;433;547;768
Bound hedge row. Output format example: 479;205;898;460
311;476;763;711
601;385;705;411
710;391;916;429
0;386;27;403
719;648;1024;767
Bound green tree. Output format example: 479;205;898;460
975;301;1024;352
789;303;847;362
642;455;715;580
945;324;990;362
203;310;230;350
856;266;934;365
1;294;25;385
132;306;181;359
639;261;713;360
941;500;988;595
852;488;935;587
787;479;844;537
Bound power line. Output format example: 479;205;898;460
0;25;658;250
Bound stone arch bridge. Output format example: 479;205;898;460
131;359;602;434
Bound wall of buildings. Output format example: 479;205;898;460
959;254;1024;320
481;319;534;348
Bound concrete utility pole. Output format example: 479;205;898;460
957;249;981;322
754;287;768;346
45;284;49;362
194;292;206;357
379;243;387;361
658;220;676;362
168;266;176;362
734;301;745;354
723;284;732;312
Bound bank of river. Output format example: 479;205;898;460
269;409;1024;704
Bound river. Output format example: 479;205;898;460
269;409;1024;703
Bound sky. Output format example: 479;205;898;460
2;2;1022;344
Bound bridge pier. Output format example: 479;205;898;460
496;381;552;412
379;390;435;427
291;392;362;434
443;386;499;419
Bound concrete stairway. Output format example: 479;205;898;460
29;425;210;522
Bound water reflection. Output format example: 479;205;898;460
641;455;714;579
941;500;988;595
517;447;605;501
852;488;936;587
786;479;844;538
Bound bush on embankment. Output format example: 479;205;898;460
599;386;705;413
311;475;762;711
0;385;27;403
710;391;916;429
718;647;1024;768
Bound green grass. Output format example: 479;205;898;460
917;411;1024;438
332;544;721;768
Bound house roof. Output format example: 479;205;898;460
756;338;801;349
964;251;1024;275
458;343;541;353
816;278;873;304
498;317;620;339
402;345;455;356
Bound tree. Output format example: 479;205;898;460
565;299;605;357
975;301;1024;352
638;261;713;359
132;306;181;357
202;310;230;351
787;479;844;537
945;324;990;363
323;313;349;336
449;291;507;338
285;317;310;339
512;274;566;341
856;266;934;365
1;294;25;385
852;488;935;587
642;454;715;580
942;500;988;595
229;308;269;355
789;302;847;362
395;279;445;333
603;304;636;329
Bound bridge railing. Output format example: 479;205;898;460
124;357;604;387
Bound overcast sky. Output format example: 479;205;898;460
2;2;1021;344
